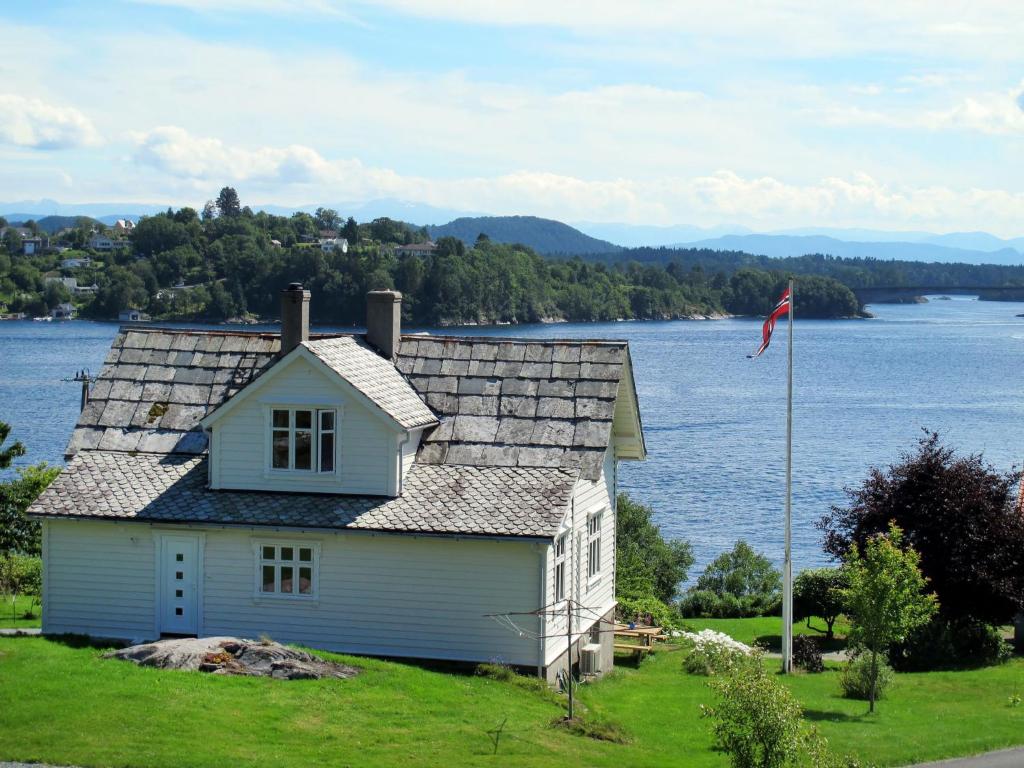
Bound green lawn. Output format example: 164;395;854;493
1;628;1021;768
685;615;852;651
0;595;41;629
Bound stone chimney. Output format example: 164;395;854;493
366;290;402;360
280;282;310;355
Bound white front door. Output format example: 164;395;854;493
159;534;200;635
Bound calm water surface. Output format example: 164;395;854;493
2;296;1022;578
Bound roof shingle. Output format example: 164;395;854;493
29;451;575;539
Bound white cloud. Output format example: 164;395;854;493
926;82;1024;135
0;94;99;149
132;126;333;182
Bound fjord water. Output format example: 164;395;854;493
1;295;1022;577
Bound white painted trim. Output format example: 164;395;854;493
262;404;342;478
209;427;221;489
153;531;205;636
200;345;423;434
251;538;322;601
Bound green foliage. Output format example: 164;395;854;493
215;187;241;218
889;617;1012;671
841;523;938;711
682;541;782;618
0;420;26;469
0;462;60;555
821;431;1024;626
840;654;894;702
0;553;41;598
683;638;760;677
617;595;681;632
615;494;693;603
794;568;848;639
703;651;833;768
555;715;632;744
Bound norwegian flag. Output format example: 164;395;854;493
748;287;791;358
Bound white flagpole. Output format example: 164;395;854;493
782;278;794;674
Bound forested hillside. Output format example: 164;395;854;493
0;189;862;324
427;215;622;255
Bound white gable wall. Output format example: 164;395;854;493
211;355;398;496
541;445;617;665
42;518;545;666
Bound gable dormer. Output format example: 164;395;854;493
200;286;436;497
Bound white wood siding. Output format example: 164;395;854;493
42;519;156;640
541;446;617;665
43;519;543;667
203;529;541;665
212;355;398;495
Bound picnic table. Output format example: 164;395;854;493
613;623;665;655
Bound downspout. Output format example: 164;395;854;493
537;543;547;678
396;430;412;495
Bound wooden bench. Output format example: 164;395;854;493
614;643;653;655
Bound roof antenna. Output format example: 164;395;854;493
62;369;97;411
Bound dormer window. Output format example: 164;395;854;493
270;407;337;473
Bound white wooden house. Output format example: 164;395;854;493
30;286;645;681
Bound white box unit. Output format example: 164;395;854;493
580;643;602;676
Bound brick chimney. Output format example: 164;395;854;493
366;290;402;360
280;282;310;355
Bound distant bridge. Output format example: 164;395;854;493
852;285;1024;303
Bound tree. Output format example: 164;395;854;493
342;216;359;245
202;200;218;221
793;568;847;640
215;187;241;218
314;207;342;231
820;431;1024;625
695;540;781;605
615;494;693;603
842;523;937;712
0;421;26;469
0;463;60;555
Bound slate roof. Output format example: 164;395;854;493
29;451;576;539
66;328;286;457
304;337;437;429
396;336;628;480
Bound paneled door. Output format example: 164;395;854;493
158;534;200;635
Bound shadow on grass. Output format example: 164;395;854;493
803;708;872;723
756;633;847;653
3;632;128;650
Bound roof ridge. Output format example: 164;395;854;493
400;334;629;346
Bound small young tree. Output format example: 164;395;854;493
793;568;847;640
842;523;937;712
820;431;1024;626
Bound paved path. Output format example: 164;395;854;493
0;628;40;636
909;748;1024;767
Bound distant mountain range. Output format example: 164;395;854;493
428;216;621;255
3;197;1023;264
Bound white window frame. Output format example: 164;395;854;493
253;540;321;600
554;532;568;602
267;406;339;475
587;512;603;581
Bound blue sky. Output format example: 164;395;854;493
1;0;1022;234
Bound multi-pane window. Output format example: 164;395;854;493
554;533;567;601
270;408;337;473
587;513;602;579
258;543;317;597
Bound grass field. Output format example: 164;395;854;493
0;626;1021;768
0;595;41;629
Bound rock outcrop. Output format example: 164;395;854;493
105;636;360;680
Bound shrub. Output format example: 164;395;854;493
679;589;781;619
681;541;782;618
555;715;632;744
616;595;680;631
683;630;757;676
889;617;1012;671
840;654;894;701
703;654;836;768
615;494;693;603
793;635;824;673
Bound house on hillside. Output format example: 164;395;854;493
118;308;151;322
62;256;92;269
113;219;135;234
394;241;437;257
319;237;349;254
30;285;646;681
